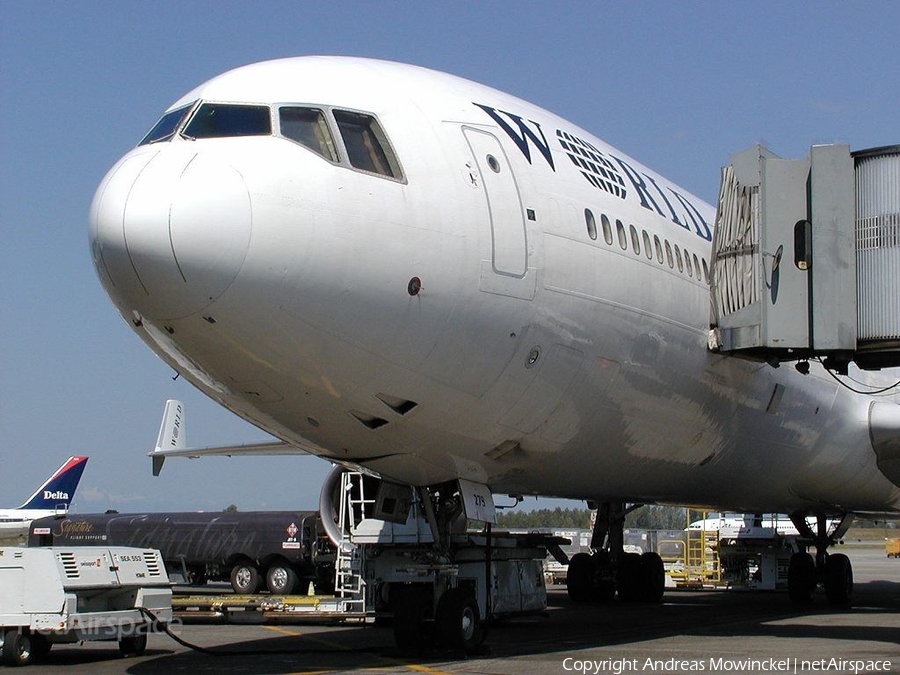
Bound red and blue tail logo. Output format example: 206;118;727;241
18;456;88;510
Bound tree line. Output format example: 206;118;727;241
495;505;688;530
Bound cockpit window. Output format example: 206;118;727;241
279;107;338;161
139;103;195;146
333;110;402;179
183;103;272;139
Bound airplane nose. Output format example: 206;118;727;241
89;149;251;321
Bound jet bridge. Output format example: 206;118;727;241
708;143;900;372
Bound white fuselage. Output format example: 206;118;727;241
89;57;900;515
0;509;68;546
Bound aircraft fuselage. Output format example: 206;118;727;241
89;57;900;514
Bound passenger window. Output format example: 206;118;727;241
642;230;652;260
702;258;711;284
629;225;640;255
601;214;613;245
665;240;674;268
654;235;664;264
139;102;195;145
674;244;684;272
334;110;402;179
693;254;702;279
616;219;627;250
685;250;693;277
585;209;598;240
279;107;337;161
184;103;272;138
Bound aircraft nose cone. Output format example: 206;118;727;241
90;150;251;321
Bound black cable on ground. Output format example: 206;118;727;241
136;607;377;657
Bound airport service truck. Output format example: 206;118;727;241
29;511;334;595
0;546;171;666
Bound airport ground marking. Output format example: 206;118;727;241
261;626;454;675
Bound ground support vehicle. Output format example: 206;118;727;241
170;530;550;638
321;470;559;651
29;511;334;595
171;593;368;623
169;471;557;653
886;538;900;558
0;546;171;666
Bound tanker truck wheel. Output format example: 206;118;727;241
231;560;262;594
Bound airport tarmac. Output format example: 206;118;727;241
17;546;900;675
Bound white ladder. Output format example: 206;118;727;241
334;471;373;610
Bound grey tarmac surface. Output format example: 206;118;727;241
14;547;900;675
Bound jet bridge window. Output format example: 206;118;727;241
183;103;272;139
279;107;338;161
333;110;402;179
139;102;195;145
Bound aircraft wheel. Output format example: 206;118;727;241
2;629;32;667
641;552;665;602
566;552;594;603
266;562;299;595
592;550;617;602
435;588;485;652
825;553;853;608
118;632;147;657
393;586;434;652
230;561;262;594
616;552;644;602
788;552;816;603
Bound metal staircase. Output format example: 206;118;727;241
334;471;372;611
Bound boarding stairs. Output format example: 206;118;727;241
334;471;372;612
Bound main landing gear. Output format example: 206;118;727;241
566;502;665;604
787;512;853;607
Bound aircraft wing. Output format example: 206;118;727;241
150;400;322;475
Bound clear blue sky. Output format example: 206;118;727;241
2;2;897;513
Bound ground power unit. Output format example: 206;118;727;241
0;546;172;666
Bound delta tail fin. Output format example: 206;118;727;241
17;456;88;510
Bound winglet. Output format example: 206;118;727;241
152;399;185;476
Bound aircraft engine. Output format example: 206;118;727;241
870;401;900;490
318;465;416;546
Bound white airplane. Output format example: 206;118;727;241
0;456;88;545
88;56;900;616
687;514;840;538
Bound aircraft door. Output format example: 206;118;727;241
463;128;528;277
